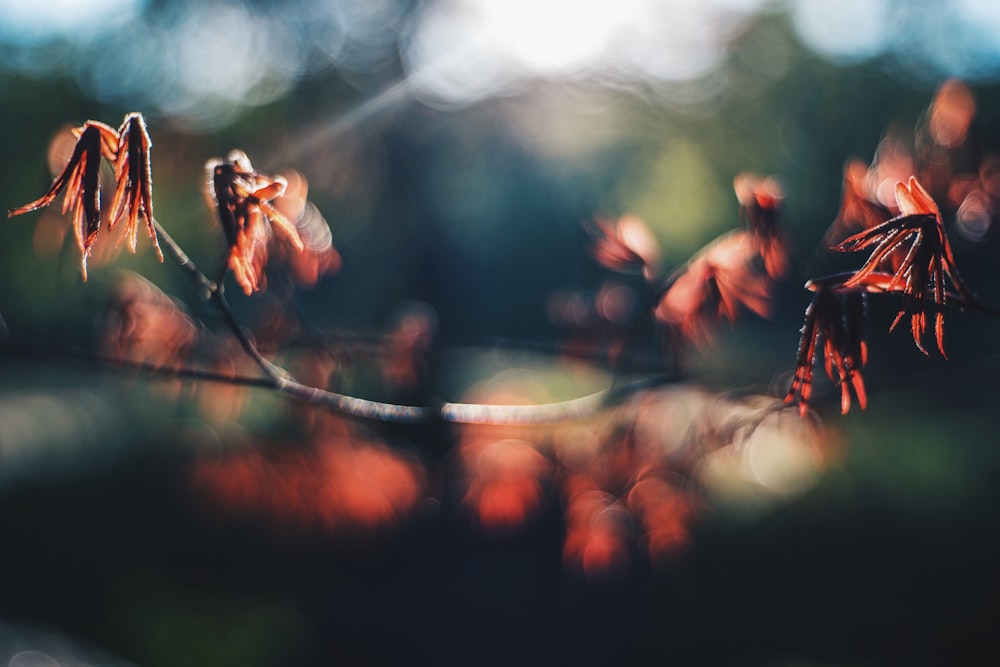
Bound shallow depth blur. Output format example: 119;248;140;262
3;1;1000;665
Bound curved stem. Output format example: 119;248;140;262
143;216;706;425
153;218;291;384
807;270;1000;320
152;218;215;295
210;285;293;383
0;331;681;425
0;333;274;389
148;216;692;424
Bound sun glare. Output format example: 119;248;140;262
0;0;140;39
482;0;644;73
403;0;767;103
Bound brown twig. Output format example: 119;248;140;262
0;329;683;424
153;218;291;384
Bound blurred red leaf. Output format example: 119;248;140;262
588;214;661;280
655;231;772;348
206;150;305;295
734;172;788;279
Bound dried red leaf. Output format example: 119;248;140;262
9;113;163;279
109;113;163;261
9;121;118;278
834;176;972;356
785;281;868;416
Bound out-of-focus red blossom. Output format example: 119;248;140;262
978;157;1000;200
827;159;896;251
103;271;199;370
947;155;1000;244
288;350;341;432
315;441;426;530
555;418;708;574
553;424;633;494
191;437;426;534
626;474;699;564
381;303;437;390
31;210;70;258
205;150;305;295
834;176;972;356
594;281;639;366
594;281;637;327
928;79;976;149
923;81;1000;243
547;289;594;354
734;173;788;279
271;169;341;287
548;288;600;362
785;279;868;416
950;156;1000;243
547;282;639;366
460;438;549;531
869;132;917;210
563;490;631;580
832;81;997;249
655;231;772;348
588;214;661;280
290;349;339;393
196;349;249;424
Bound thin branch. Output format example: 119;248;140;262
26;221;657;425
0;330;682;425
152;218;215;295
210;286;294;383
0;333;274;389
441;391;607;425
153;218;292;384
152;217;683;424
804;270;1000;320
